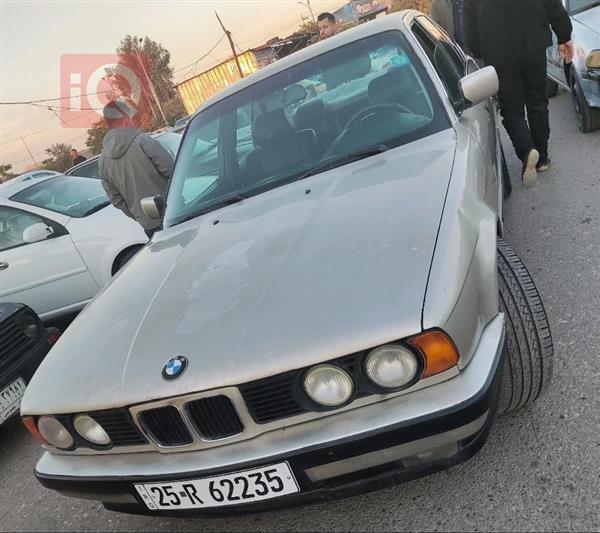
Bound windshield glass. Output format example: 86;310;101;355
164;31;448;227
570;0;599;13
10;176;109;217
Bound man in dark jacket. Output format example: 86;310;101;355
463;0;573;187
99;100;174;237
70;149;86;167
431;0;465;47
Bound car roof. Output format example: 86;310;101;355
192;11;415;117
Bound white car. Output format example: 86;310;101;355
0;175;147;321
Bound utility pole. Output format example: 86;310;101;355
215;11;244;79
136;38;169;127
298;0;316;23
20;136;37;166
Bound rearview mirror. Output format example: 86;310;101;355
459;66;499;107
140;195;164;220
23;223;53;244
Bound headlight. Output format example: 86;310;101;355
73;415;111;446
37;416;74;449
303;365;354;407
15;312;39;338
364;344;420;389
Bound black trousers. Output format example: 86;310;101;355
494;51;549;162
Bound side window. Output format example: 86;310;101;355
412;17;466;107
0;207;48;252
69;160;100;178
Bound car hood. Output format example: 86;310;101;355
573;4;600;33
22;129;457;415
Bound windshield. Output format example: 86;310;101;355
164;31;448;227
569;0;599;13
10;176;110;217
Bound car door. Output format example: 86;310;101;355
0;205;99;319
412;17;498;199
546;0;570;86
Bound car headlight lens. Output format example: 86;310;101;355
303;365;354;407
365;344;420;389
37;416;74;449
73;415;111;446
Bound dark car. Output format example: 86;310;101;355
0;303;59;425
546;0;600;132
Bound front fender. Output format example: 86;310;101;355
422;129;499;368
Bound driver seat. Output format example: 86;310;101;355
245;109;316;187
368;69;428;115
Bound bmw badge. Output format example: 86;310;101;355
162;356;188;380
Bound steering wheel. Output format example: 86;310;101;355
344;102;412;131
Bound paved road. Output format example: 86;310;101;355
1;91;599;532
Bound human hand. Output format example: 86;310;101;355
559;40;574;64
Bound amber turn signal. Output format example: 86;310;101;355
407;330;459;378
21;416;48;446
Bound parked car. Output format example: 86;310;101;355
65;131;182;179
5;170;61;185
0;302;60;426
0;175;147;321
22;12;551;515
546;0;600;132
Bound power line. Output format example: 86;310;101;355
172;34;227;74
0;89;113;106
1;110;99;146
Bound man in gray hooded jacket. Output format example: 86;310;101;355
99;101;173;237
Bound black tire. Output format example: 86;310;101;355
497;239;553;414
546;77;559;98
112;245;143;275
570;69;600;133
500;144;512;199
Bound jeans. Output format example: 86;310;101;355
494;51;549;162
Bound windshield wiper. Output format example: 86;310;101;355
83;201;110;216
294;145;390;182
174;192;247;225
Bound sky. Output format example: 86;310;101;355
0;0;345;173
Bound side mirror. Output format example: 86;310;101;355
23;223;54;244
140;195;165;220
459;66;499;107
585;50;600;69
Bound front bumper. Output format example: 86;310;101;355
35;315;506;516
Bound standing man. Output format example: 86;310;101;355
463;0;573;187
98;100;174;238
70;149;86;167
431;0;465;47
317;12;338;40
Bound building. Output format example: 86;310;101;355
175;33;314;116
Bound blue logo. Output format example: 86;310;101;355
162;356;188;380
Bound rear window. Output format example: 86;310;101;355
10;176;110;218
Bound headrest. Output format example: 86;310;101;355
323;53;372;89
253;109;294;146
368;68;411;105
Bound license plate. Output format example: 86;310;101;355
135;462;299;510
0;377;26;424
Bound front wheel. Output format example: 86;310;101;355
497;239;553;414
570;70;600;133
